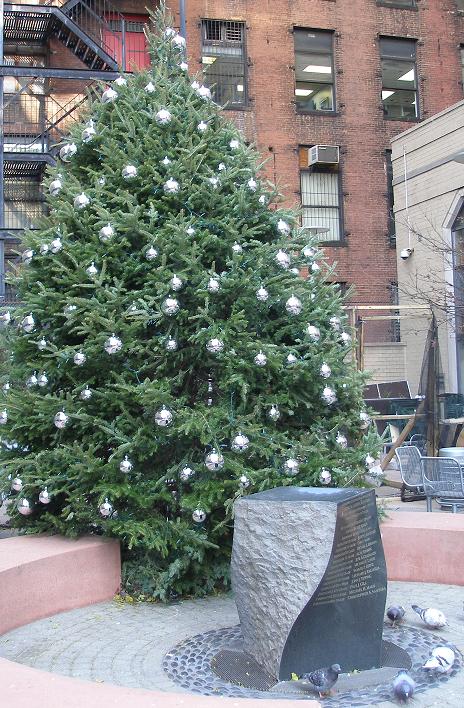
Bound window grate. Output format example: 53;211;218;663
300;159;342;242
201;19;247;108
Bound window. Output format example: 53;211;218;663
380;37;418;120
385;150;395;244
4;177;47;230
461;46;464;90
201;20;247;108
299;147;342;242
378;1;416;8
294;29;335;113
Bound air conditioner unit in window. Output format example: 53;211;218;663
308;145;340;167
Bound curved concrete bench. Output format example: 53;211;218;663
0;534;319;707
381;511;464;585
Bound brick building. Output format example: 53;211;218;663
1;0;464;318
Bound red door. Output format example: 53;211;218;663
104;14;151;72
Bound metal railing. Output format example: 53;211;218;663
3;90;88;154
44;0;126;70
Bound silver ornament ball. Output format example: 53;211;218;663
54;410;69;429
50;237;62;253
192;508;206;523
26;372;38;388
40;243;49;255
21;314;35;333
39;488;51;504
120;455;133;473
11;477;23;492
18;498;33;516
275;249;290;269
74;351;86;366
0;409;8;425
80;386;92;400
101;87;118;103
145;246;158;261
277;218;291;235
322;386;337;405
287;353;298;365
180;466;194;482
232;242;243;255
122;164;137;179
170;274;183;291
319;469;332;485
306;324;321;342
207;278;220;293
205;449;224;471
239;475;251;489
165;337;178;352
320;363;332;378
38;337;47;350
104;334;122;354
254;351;267;367
268;404;280;421
155;406;173;427
99;224;114;242
283;458;300;476
231;432;250;453
99;498;113;517
74;193;90;210
256;286;269;302
162;297;180;316
206;338;224;354
37;372;48;387
285;295;302;315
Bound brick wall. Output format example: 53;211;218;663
11;0;464;316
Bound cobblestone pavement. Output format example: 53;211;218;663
0;582;462;705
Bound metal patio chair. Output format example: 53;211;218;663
421;457;464;513
395;445;425;502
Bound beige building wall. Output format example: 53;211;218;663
391;100;464;394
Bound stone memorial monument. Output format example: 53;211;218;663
231;487;387;680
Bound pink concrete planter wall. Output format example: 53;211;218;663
381;511;464;585
0;535;121;635
0;534;320;707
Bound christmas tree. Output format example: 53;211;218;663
0;6;379;600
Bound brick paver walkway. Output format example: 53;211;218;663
0;581;462;705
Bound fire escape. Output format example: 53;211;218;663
0;0;129;302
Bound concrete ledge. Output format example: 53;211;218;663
0;658;319;708
0;535;121;634
0;534;320;707
381;511;464;585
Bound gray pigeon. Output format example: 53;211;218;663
301;663;341;697
393;672;415;703
386;605;406;626
412;604;447;629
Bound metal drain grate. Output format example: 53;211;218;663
211;640;411;691
381;640;412;670
211;649;276;690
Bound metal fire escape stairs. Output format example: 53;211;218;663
0;0;126;293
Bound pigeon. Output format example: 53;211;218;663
422;645;455;674
412;604;447;629
386;605;406;626
301;663;341;697
393;672;415;703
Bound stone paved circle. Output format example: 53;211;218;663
0;581;462;706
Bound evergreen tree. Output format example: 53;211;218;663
0;7;379;599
